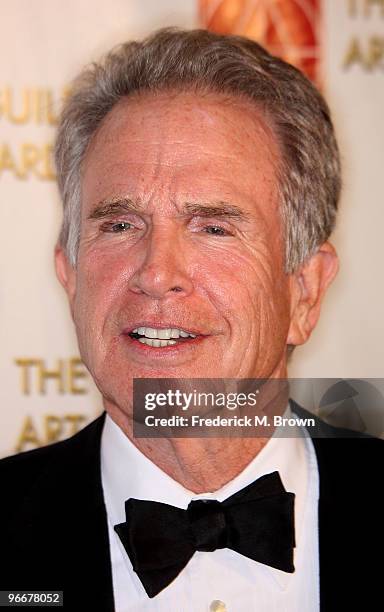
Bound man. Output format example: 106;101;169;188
0;28;381;612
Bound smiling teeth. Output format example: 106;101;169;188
138;338;177;347
132;327;196;339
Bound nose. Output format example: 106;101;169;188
128;224;194;299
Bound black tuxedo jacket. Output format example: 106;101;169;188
0;407;382;611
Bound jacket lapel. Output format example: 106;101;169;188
7;413;115;611
291;400;381;611
312;436;344;612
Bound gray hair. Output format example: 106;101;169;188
54;27;341;272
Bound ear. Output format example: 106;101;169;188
287;242;339;346
55;245;77;317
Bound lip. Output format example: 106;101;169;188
122;322;206;337
119;321;211;358
125;334;206;350
120;331;208;358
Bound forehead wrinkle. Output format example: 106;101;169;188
82;94;282;225
92;94;278;169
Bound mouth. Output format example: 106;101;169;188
127;326;199;348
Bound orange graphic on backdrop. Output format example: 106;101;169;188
199;0;320;83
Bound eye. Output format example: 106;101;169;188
102;221;134;233
112;221;133;232
203;225;231;236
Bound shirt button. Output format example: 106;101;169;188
209;601;227;612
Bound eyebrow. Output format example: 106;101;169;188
88;199;143;220
183;202;251;223
88;197;251;223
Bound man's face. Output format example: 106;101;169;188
57;92;298;412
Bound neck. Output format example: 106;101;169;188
112;420;271;493
106;367;289;493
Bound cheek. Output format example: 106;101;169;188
72;252;128;340
198;244;289;321
79;242;134;296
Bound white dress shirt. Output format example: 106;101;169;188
101;412;320;612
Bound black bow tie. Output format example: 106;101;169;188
114;471;295;598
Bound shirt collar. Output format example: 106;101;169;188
101;406;312;590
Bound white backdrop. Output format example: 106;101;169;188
1;0;383;458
